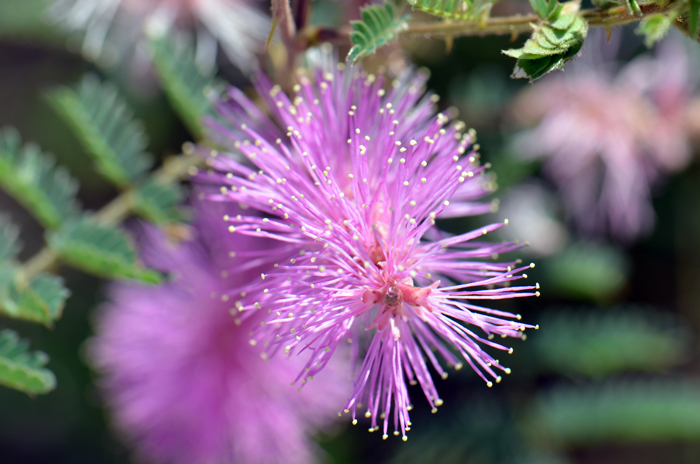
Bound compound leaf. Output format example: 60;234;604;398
0;329;55;395
49;216;161;283
47;75;153;188
150;33;217;139
504;1;587;82
0;127;79;229
134;177;186;224
347;2;408;62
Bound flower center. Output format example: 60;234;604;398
382;285;403;307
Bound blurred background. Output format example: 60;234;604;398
3;0;700;463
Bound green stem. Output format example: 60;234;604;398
18;153;200;282
401;2;682;38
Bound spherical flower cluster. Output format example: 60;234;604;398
511;33;695;241
90;203;346;464
47;0;269;72
195;47;538;440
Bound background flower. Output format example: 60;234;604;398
46;0;269;72
511;32;696;241
89;201;347;464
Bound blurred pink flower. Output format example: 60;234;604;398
512;34;696;241
47;0;269;72
90;203;347;464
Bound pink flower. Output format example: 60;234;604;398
195;48;538;440
47;0;269;71
512;33;695;241
90;202;347;464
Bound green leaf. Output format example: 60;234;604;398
504;8;587;82
530;0;561;20
526;380;700;447
150;33;217;139
0;127;79;229
636;13;674;47
0;268;69;326
0;216;69;326
49;217;161;283
542;16;587;44
624;0;642;16
690;0;700;38
533;307;689;377
511;55;558;80
0;215;21;264
0;329;55;395
347;2;408;62
407;0;494;21
47;75;154;188
541;241;628;302
134;178;186;224
548;10;578;30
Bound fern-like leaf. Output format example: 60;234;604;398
0;268;69;327
150;33;217;139
347;2;408;62
527;379;700;447
0;127;79;229
0;216;69;326
533;307;689;377
134;178;186;224
48;216;161;283
0;329;55;395
47;75;154;188
0;215;21;264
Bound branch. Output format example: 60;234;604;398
401;2;682;38
356;1;682;38
18;153;200;282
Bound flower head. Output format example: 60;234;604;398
511;32;695;241
47;0;269;72
90;202;346;464
195;47;538;440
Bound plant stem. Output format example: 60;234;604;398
18;153;200;282
401;2;681;38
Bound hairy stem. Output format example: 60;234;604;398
400;2;681;38
18;153;200;282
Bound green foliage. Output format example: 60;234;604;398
0;215;21;264
636;12;674;47
530;0;563;20
47;75;154;188
541;241;628;302
0;269;69;327
389;397;527;464
623;0;642;15
0;127;79;229
134;178;186;224
690;0;700;37
150;34;217;139
526;380;700;447
532;308;689;377
0;329;55;395
503;1;587;82
347;2;408;62
0;216;69;326
407;0;494;23
49;217;160;283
